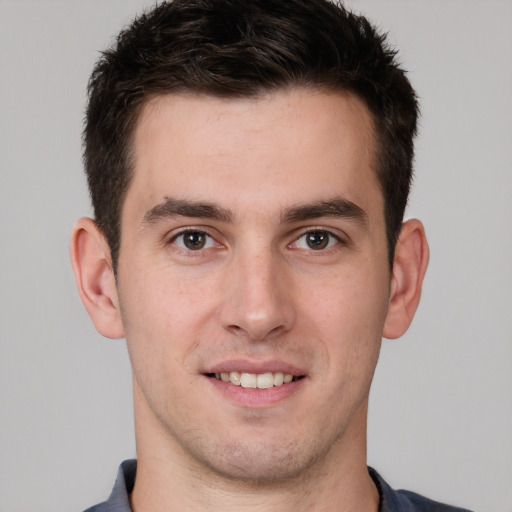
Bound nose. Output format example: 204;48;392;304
219;247;296;342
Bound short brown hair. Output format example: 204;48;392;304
84;0;419;271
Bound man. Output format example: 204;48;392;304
70;0;472;510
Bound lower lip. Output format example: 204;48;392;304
205;376;305;407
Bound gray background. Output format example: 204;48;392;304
1;1;511;511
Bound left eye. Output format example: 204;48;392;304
293;230;339;250
172;230;215;251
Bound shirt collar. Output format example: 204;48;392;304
97;460;461;512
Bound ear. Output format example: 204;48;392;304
383;219;429;339
70;218;125;339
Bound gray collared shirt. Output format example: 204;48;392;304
84;459;473;512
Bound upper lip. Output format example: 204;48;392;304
204;359;307;376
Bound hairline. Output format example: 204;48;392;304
113;83;392;271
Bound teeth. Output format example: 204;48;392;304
273;372;284;386
230;371;241;386
240;373;257;388
256;372;274;389
214;371;297;389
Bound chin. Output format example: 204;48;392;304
185;430;339;485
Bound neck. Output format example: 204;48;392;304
130;392;379;512
132;461;378;512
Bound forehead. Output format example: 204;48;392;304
126;88;381;223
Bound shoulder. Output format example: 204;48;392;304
369;467;474;512
83;460;136;512
393;489;474;512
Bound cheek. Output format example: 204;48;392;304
303;265;388;327
298;266;389;371
118;266;219;367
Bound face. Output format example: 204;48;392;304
116;88;392;482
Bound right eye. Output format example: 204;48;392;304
171;230;215;251
290;229;342;251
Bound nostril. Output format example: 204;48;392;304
223;324;247;338
223;323;287;342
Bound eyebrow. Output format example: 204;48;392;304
282;197;368;226
141;197;234;227
140;195;367;228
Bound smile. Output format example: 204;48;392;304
208;371;303;389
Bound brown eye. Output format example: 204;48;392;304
184;232;206;249
173;231;214;250
305;231;330;250
291;230;341;251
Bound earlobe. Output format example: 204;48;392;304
70;218;125;339
383;219;429;340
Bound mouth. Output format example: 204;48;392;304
205;371;305;389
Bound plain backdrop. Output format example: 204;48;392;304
1;1;511;511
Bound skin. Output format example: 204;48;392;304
71;88;429;512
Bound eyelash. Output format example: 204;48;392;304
290;230;343;251
167;228;344;254
168;229;218;252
